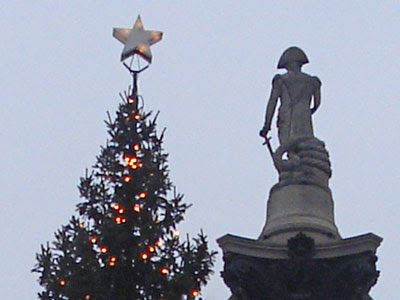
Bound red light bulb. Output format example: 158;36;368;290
112;203;120;210
132;205;141;212
123;176;131;183
160;267;169;275
59;280;67;286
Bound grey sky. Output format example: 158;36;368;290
1;1;399;299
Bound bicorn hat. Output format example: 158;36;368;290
277;47;309;69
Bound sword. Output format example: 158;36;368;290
263;136;275;163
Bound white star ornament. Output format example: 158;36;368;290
113;15;163;63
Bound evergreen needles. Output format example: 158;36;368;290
33;88;216;300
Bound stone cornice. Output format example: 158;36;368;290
217;233;382;259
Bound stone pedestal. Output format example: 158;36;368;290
218;180;382;299
218;233;382;300
260;183;340;244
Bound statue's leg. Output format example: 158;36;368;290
278;123;288;146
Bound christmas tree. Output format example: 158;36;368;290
33;16;216;300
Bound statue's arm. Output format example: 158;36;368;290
311;76;321;114
260;75;281;137
264;90;279;129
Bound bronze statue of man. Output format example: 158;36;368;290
260;47;321;146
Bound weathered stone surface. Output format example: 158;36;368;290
218;233;382;260
273;137;332;188
218;233;382;300
260;183;340;244
222;251;379;300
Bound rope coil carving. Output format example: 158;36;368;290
273;137;332;188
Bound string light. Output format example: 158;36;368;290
124;156;139;169
191;290;199;297
85;295;91;300
124;156;138;164
148;246;155;253
89;237;98;244
156;240;164;247
109;256;117;266
160;267;169;275
173;230;180;237
132;205;142;212
133;144;140;151
59;280;67;286
139;192;147;199
138;163;144;168
134;114;141;120
128;97;135;104
112;203;121;210
79;223;85;228
123;176;131;183
114;216;127;224
100;246;108;254
107;256;117;267
140;253;149;260
118;208;125;214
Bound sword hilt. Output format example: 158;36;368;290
263;136;272;145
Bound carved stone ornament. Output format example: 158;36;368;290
287;232;316;258
222;250;379;300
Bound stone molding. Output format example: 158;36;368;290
217;233;382;260
219;233;382;300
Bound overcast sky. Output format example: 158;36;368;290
1;1;399;299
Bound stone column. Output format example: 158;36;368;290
218;47;382;300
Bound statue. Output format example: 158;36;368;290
260;47;331;189
219;47;382;300
260;47;321;144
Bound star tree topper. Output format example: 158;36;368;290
113;15;163;63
